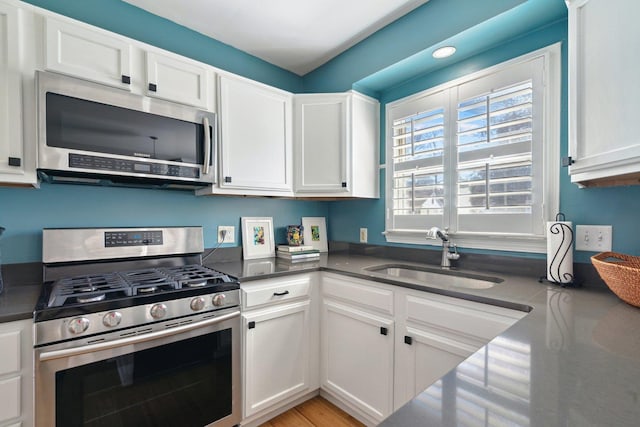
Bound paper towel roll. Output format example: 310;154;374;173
546;220;574;284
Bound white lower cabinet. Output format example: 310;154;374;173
243;300;311;417
321;300;394;425
241;274;319;424
393;289;527;410
320;273;395;425
0;318;33;427
240;272;527;426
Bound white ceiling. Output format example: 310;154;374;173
123;0;430;76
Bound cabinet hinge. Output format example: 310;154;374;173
8;157;21;167
380;327;388;336
148;83;157;92
404;336;413;345
561;156;575;167
248;321;255;329
224;176;232;183
121;75;131;84
341;182;347;188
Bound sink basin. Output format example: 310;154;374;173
364;264;502;289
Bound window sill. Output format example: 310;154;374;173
383;230;546;254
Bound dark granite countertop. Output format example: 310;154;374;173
3;250;640;426
209;253;640;427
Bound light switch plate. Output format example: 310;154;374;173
218;226;235;244
575;225;612;252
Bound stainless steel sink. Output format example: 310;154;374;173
364;264;503;289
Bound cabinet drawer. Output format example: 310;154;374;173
404;293;525;341
322;273;393;315
0;330;20;375
0;376;20;422
242;275;311;309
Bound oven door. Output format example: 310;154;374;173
34;310;240;427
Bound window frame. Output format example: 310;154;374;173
383;44;561;253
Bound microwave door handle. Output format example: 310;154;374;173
203;116;211;176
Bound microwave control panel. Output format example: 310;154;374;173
69;153;200;178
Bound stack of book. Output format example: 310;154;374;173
276;245;320;262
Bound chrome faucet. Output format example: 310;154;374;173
426;227;460;268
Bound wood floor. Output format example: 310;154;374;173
258;396;365;427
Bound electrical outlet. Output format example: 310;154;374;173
360;228;368;243
218;226;235;244
575;225;612;252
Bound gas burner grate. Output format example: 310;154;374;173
44;264;236;308
48;273;130;307
164;264;232;288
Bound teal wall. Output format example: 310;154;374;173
0;184;328;263
3;0;638;266
325;18;640;263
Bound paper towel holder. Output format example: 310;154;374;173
538;212;581;288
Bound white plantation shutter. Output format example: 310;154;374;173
385;49;556;248
388;91;447;230
454;57;544;235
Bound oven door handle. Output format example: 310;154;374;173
202;116;212;176
38;310;239;362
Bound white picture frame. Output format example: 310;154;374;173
241;217;275;260
301;217;328;252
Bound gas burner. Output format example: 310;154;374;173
183;281;208;288
76;294;106;303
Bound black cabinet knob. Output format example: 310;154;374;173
248;321;256;329
8;157;21;167
148;83;157;92
380;327;388;336
404;336;413;345
121;75;131;84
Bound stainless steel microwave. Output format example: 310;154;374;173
36;71;216;189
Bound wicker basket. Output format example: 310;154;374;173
591;252;640;307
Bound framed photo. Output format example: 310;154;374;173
301;217;328;252
241;217;275;260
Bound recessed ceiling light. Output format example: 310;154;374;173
432;46;456;59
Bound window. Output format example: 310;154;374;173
385;45;560;253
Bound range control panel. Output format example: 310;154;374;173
105;230;163;247
69;153;200;178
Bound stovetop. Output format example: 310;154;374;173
34;264;239;322
45;264;235;307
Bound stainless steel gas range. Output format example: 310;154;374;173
33;227;241;427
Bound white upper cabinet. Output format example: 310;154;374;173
214;74;293;195
44;16;213;110
145;51;209;109
0;1;36;185
567;0;640;186
44;16;133;90
294;92;379;198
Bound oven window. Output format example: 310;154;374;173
46;93;206;164
56;329;232;427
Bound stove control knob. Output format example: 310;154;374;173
212;293;226;307
103;311;122;328
68;317;90;335
190;297;206;311
150;303;167;319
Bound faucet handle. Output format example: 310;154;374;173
426;226;440;240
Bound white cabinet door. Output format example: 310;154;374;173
568;0;640;185
321;299;394;424
294;92;379;197
0;319;33;427
0;2;29;184
146;51;209;109
394;325;473;410
393;289;526;409
45;17;132;90
218;75;293;193
294;94;349;193
243;300;311;418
